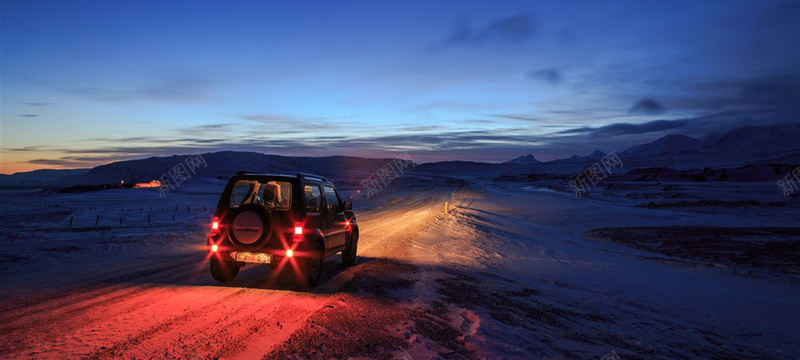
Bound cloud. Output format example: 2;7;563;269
20;114;38;118
527;68;561;85
7;146;46;152
23;102;54;107
739;75;800;107
441;13;534;47
238;114;293;122
236;114;348;131
561;119;689;137
395;125;448;132
629;98;666;115
676;74;800;111
179;123;237;136
69;75;216;103
14;107;798;168
28;159;85;166
27;154;140;167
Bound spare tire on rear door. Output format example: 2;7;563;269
227;203;271;250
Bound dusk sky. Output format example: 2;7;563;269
2;0;798;173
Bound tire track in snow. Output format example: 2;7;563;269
82;288;253;360
0;257;201;326
0;257;202;332
1;186;456;359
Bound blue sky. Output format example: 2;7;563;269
2;0;798;172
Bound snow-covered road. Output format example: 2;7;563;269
0;187;454;359
1;181;797;359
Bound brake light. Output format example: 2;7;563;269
211;217;220;234
286;249;294;258
294;225;303;235
211;244;219;252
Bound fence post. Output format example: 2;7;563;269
95;216;100;228
148;214;151;225
68;216;73;229
187;205;190;212
119;217;123;228
172;214;175;223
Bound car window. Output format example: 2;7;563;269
304;184;322;212
229;180;292;210
230;182;253;207
257;181;292;210
323;186;341;214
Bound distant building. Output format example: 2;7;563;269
133;180;162;188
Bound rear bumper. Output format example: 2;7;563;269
214;248;299;262
229;251;274;264
208;234;312;262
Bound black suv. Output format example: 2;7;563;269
207;172;359;286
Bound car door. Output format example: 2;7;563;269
322;185;347;249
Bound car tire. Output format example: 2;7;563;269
303;241;325;287
341;229;358;266
210;257;240;282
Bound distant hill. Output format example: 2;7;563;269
0;168;90;188
5;168;90;178
75;151;415;185
1;152;415;187
504;154;540;165
619;123;800;159
701;123;800;152
588;150;607;160
615;123;800;169
4;123;799;188
619;134;702;158
493;123;800;172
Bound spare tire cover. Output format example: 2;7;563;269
228;204;270;249
232;211;262;244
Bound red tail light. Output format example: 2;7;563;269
210;217;220;234
286;249;294;258
293;223;304;242
210;244;219;252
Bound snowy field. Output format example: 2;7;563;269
0;177;798;359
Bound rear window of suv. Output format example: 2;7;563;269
228;180;292;211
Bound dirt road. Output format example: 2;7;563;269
0;187;457;359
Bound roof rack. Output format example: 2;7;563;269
297;172;328;182
236;170;259;175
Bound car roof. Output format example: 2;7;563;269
231;172;334;185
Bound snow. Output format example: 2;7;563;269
1;169;798;358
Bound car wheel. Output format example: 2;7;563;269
303;241;325;287
210;257;240;282
341;229;358;266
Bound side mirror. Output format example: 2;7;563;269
343;201;352;211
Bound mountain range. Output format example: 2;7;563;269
1;123;798;187
548;123;800;170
